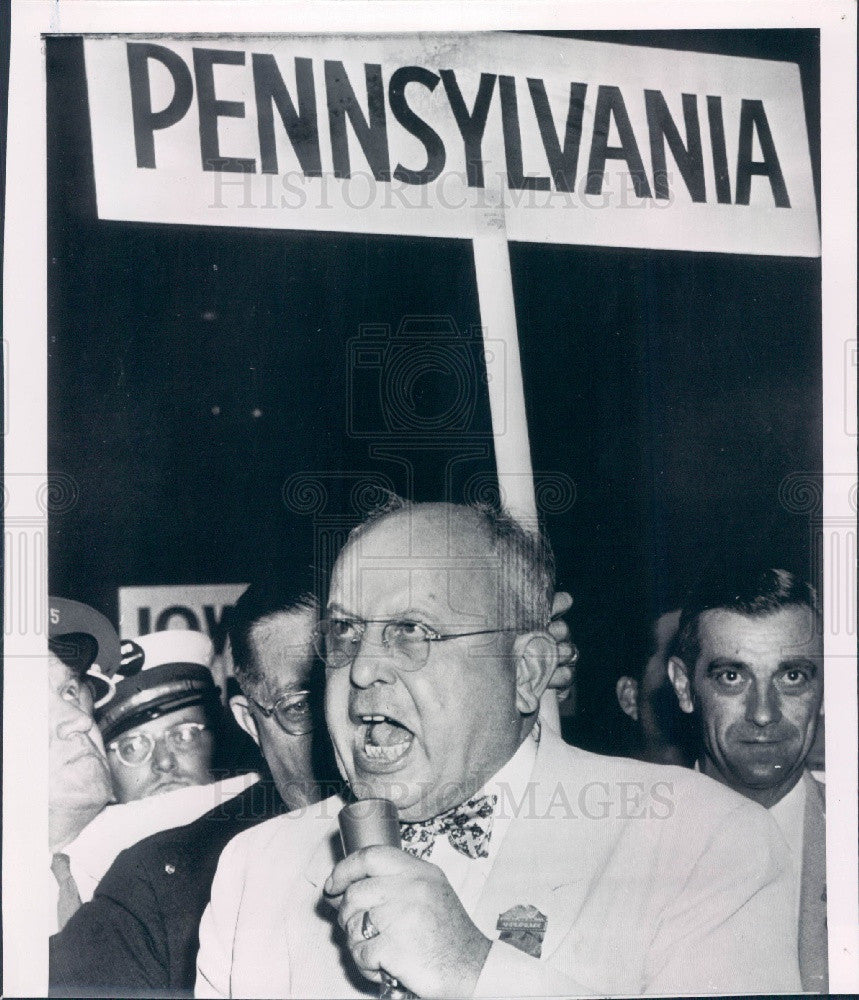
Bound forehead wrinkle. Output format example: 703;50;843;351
332;509;506;627
345;564;501;626
252;626;313;662
698;607;821;661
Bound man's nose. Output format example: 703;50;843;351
56;703;96;740
746;679;782;727
151;736;178;772
349;634;399;689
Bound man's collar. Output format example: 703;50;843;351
49;802;106;855
693;758;813;811
769;771;807;823
482;723;540;809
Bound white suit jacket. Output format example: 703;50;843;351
196;728;800;998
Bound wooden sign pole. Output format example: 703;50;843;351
473;230;562;729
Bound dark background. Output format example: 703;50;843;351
47;31;821;754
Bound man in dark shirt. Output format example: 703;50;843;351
49;566;337;997
614;606;697;767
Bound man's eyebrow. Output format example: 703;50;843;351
779;657;818;674
272;682;310;695
324;603;439;621
389;607;439;621
705;658;747;675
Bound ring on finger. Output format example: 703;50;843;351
361;910;380;940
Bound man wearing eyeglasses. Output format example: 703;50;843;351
51;558;573;997
97;630;222;804
196;500;800;998
49;570;325;996
55;629;254;910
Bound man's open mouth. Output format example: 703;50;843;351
359;714;415;764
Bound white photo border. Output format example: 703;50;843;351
4;1;856;995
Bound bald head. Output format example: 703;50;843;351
338;501;554;633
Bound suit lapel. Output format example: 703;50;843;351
798;770;827;992
471;729;590;956
302;797;346;888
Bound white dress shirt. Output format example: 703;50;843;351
769;775;807;924
692;761;807;928
196;727;801;998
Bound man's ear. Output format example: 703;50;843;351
615;676;640;721
512;632;558;716
667;657;695;714
230;695;260;746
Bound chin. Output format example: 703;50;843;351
395;798;437;822
347;767;433;819
69;759;113;797
348;770;417;802
736;762;797;787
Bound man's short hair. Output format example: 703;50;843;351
674;566;820;668
347;495;556;632
228;560;321;696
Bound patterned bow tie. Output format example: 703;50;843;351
400;793;497;860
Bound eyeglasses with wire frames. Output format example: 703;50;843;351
108;721;211;768
313;617;527;671
246;689;315;735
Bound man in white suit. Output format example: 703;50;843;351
667;566;827;992
197;500;800;998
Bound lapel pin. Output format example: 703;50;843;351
497;904;548;958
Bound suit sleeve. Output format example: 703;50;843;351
195;830;250;999
642;798;801;994
49;847;170;997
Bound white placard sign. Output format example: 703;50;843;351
84;32;819;256
117;583;247;647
